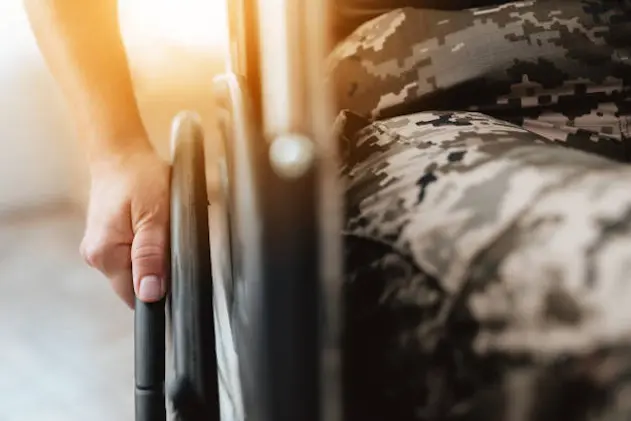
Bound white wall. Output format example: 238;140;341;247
0;1;227;214
0;2;83;213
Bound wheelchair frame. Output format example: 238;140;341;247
134;0;343;420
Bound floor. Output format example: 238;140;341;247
0;206;134;421
0;203;243;421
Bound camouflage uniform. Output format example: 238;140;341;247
328;1;631;420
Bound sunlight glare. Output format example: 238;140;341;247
119;0;228;49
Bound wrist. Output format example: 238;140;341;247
86;134;155;173
73;97;152;165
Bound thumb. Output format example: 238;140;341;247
131;225;168;303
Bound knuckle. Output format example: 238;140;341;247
80;233;111;268
81;244;103;268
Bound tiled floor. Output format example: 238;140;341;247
0;207;134;421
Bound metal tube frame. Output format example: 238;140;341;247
216;0;343;420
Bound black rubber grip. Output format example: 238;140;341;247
135;298;166;421
135;388;167;421
135;299;166;388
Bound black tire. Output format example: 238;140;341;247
168;111;220;421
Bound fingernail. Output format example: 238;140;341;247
138;276;164;302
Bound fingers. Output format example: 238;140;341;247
131;224;168;303
81;224;168;307
80;231;135;307
80;150;170;308
81;222;168;307
110;271;135;308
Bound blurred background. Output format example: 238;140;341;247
0;1;228;420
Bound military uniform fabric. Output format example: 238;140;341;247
328;2;631;420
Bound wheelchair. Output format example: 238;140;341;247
134;0;343;420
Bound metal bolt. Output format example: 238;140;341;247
269;133;315;179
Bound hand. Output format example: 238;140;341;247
80;144;170;308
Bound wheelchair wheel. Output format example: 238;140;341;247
167;111;220;421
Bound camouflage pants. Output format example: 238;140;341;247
329;2;631;420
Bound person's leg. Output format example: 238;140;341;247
338;109;631;421
330;2;631;419
329;1;631;162
332;0;509;43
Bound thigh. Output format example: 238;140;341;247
329;1;631;162
332;0;509;42
339;109;631;421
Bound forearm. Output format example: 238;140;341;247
24;0;151;163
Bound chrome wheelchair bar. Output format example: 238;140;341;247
255;0;343;420
218;0;343;420
256;0;334;138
